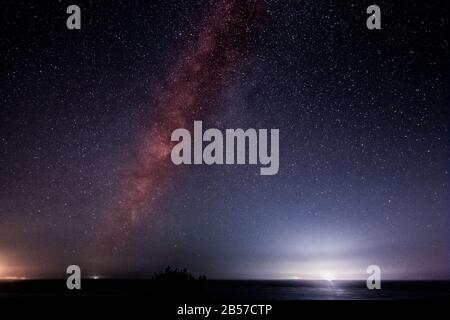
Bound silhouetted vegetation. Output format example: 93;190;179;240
152;266;207;282
151;266;207;300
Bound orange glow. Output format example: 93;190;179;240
0;254;27;280
0;276;27;281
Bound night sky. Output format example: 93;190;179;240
0;0;448;280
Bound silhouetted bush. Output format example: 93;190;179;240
151;266;207;300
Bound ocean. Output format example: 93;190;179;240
0;279;449;300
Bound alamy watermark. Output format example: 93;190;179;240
366;265;381;289
66;265;81;290
171;121;279;176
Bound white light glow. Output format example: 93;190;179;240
322;272;335;282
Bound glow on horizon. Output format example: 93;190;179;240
0;276;27;281
286;273;363;281
321;272;335;282
0;254;28;280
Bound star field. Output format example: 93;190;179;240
0;0;448;279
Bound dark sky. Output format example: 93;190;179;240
0;0;448;280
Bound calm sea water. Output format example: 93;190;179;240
205;280;450;300
1;279;449;300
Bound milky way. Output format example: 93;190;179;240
1;1;448;280
99;0;260;247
